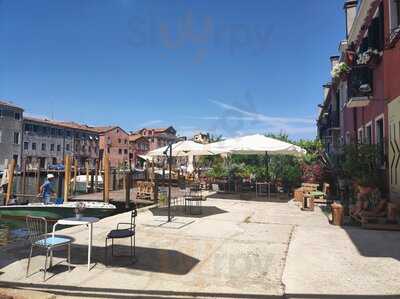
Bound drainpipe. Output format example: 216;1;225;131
353;108;358;143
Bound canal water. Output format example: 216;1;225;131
1;174;105;246
0;218;27;246
0;175;48;246
0;204;128;247
0;172;150;246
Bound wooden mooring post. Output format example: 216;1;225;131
85;161;90;193
125;170;131;209
20;158;27;196
90;167;95;193
64;155;71;202
94;159;99;192
5;159;16;205
35;163;41;194
73;158;78;194
103;154;110;203
112;169;117;191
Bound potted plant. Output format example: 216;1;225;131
356;175;375;196
74;202;86;220
356;48;383;67
345;50;357;65
341;143;380;196
331;62;351;81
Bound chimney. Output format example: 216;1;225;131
344;0;358;39
323;83;331;99
330;55;340;72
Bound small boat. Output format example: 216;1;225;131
72;175;104;193
0;202;116;220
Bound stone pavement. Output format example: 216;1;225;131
1;194;400;298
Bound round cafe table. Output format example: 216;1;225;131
52;217;99;270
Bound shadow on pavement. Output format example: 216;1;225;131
343;226;400;261
149;205;227;218
207;192;291;203
1;243;200;278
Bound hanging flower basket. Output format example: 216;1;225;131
331;62;351;81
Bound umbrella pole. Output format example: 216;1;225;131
168;144;172;222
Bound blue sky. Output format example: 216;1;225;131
0;0;345;140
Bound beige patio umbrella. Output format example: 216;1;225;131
205;134;307;183
146;140;216;157
205;134;306;157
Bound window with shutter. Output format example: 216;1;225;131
367;18;379;50
378;3;385;50
397;1;400;26
390;0;400;30
360;37;369;52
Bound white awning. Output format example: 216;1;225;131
146;140;215;157
205;134;306;157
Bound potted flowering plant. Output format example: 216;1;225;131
74;202;86;220
301;162;323;184
356;48;383;67
331;62;351;81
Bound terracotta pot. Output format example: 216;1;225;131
346;50;356;65
331;202;344;226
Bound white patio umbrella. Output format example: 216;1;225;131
205;134;306;157
205;134;306;185
146;140;216;157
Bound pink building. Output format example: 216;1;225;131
318;0;400;197
133;126;179;151
94;126;130;168
129;134;150;167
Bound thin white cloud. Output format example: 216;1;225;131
135;119;165;128
224;126;315;137
186;116;254;121
209;99;314;125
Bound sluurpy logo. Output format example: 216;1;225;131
128;11;274;63
187;91;315;138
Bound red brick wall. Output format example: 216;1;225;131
99;128;130;168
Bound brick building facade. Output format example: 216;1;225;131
95;126;130;168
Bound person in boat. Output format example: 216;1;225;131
38;174;55;204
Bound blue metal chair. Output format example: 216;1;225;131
26;216;72;281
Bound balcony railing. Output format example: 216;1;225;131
318;110;340;131
347;65;373;108
328;111;340;129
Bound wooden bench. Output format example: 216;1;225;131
311;183;330;204
294;183;319;203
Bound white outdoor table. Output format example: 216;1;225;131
52;217;99;270
256;182;271;200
